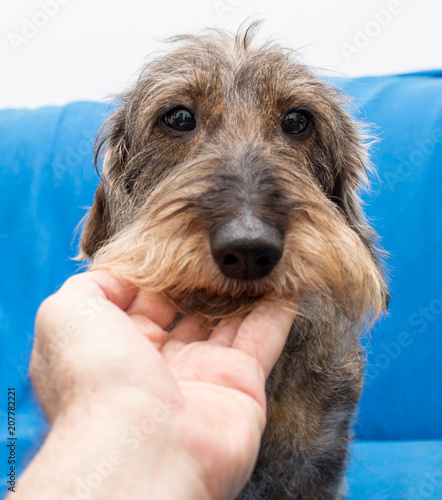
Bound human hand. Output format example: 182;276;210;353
23;271;295;500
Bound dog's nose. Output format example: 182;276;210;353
210;215;284;280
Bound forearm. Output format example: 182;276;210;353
10;395;209;500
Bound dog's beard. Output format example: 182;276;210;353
88;175;385;325
179;288;264;317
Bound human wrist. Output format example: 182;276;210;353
14;389;211;500
59;390;211;499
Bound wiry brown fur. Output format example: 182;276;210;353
80;24;388;499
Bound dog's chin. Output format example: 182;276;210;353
169;285;297;320
173;288;261;319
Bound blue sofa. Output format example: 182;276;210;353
1;72;441;499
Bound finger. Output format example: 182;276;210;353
130;313;168;348
63;272;177;336
233;303;296;378
167;315;211;344
126;290;177;330
42;272;157;353
161;316;211;361
170;344;268;411
160;339;188;363
39;273;175;380
35;271;133;347
59;270;138;311
208;315;245;347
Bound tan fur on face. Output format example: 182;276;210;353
89;165;384;326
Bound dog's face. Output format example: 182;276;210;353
82;27;387;323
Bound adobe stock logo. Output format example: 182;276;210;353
339;0;404;63
384;128;442;192
7;0;73;52
365;291;442;386
213;0;245;20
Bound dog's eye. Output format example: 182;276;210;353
163;107;196;132
281;110;311;135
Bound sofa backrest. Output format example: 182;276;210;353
0;73;441;444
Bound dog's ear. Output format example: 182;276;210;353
329;113;375;250
80;106;130;259
330;116;390;309
81;182;112;258
332;153;371;244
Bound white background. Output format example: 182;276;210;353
1;0;441;109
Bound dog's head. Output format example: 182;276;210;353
81;25;388;325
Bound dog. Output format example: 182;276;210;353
80;24;388;500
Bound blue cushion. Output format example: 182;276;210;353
0;103;105;498
347;440;442;499
0;72;441;497
338;73;442;441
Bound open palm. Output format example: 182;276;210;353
32;271;295;499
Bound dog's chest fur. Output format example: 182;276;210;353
240;316;363;499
